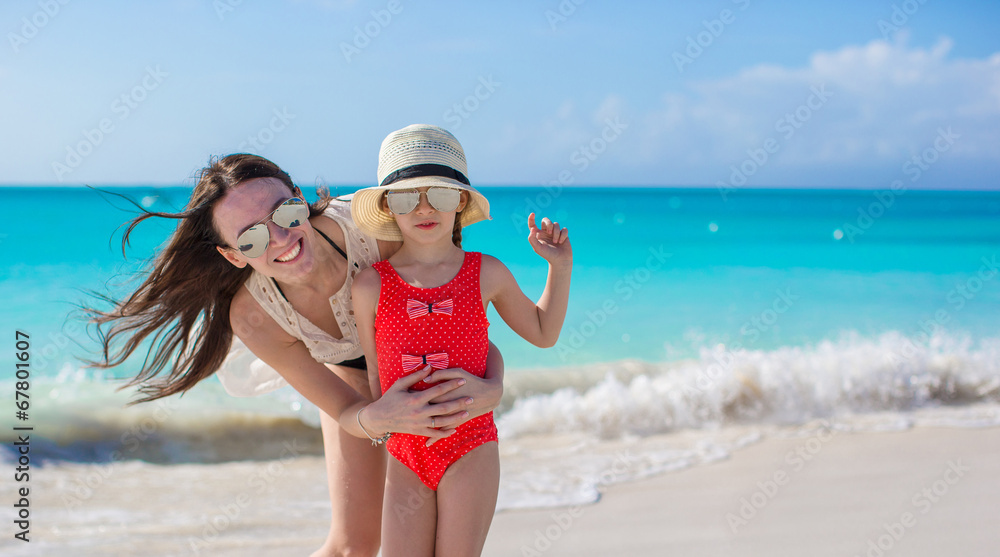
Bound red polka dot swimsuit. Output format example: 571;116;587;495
373;251;498;491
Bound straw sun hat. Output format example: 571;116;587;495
350;124;491;241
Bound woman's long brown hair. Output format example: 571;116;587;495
84;154;330;404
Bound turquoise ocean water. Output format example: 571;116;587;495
2;185;999;509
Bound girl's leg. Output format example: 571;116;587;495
434;442;500;557
381;456;438;557
311;408;386;557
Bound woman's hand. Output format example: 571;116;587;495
424;366;503;420
362;365;474;446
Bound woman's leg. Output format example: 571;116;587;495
434;442;500;557
381;456;438;557
312;408;386;557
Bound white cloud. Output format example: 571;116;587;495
638;36;1000;172
495;37;999;186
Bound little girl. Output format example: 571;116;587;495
351;124;572;556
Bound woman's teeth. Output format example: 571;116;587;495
276;240;301;262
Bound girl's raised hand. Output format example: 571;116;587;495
527;212;572;265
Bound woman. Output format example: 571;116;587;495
86;154;505;557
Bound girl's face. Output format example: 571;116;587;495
383;186;468;245
213;177;320;280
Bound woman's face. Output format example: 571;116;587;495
213;177;321;281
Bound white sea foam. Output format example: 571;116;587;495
4;330;998;510
498;330;1000;440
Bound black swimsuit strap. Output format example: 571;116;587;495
315;227;349;260
271;227;348;302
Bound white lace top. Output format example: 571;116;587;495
216;199;381;397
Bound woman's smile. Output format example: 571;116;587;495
274;237;303;263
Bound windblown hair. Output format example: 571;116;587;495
84;154;330;404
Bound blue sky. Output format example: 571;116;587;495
2;0;999;188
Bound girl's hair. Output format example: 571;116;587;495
84;154;330;404
451;215;463;248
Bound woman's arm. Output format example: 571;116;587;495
425;340;504;419
230;286;469;443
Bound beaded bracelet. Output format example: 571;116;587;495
357;406;392;447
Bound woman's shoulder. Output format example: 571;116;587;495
311;201;349;244
317;198;385;264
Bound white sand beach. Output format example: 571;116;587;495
6;425;997;556
484;426;1000;557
